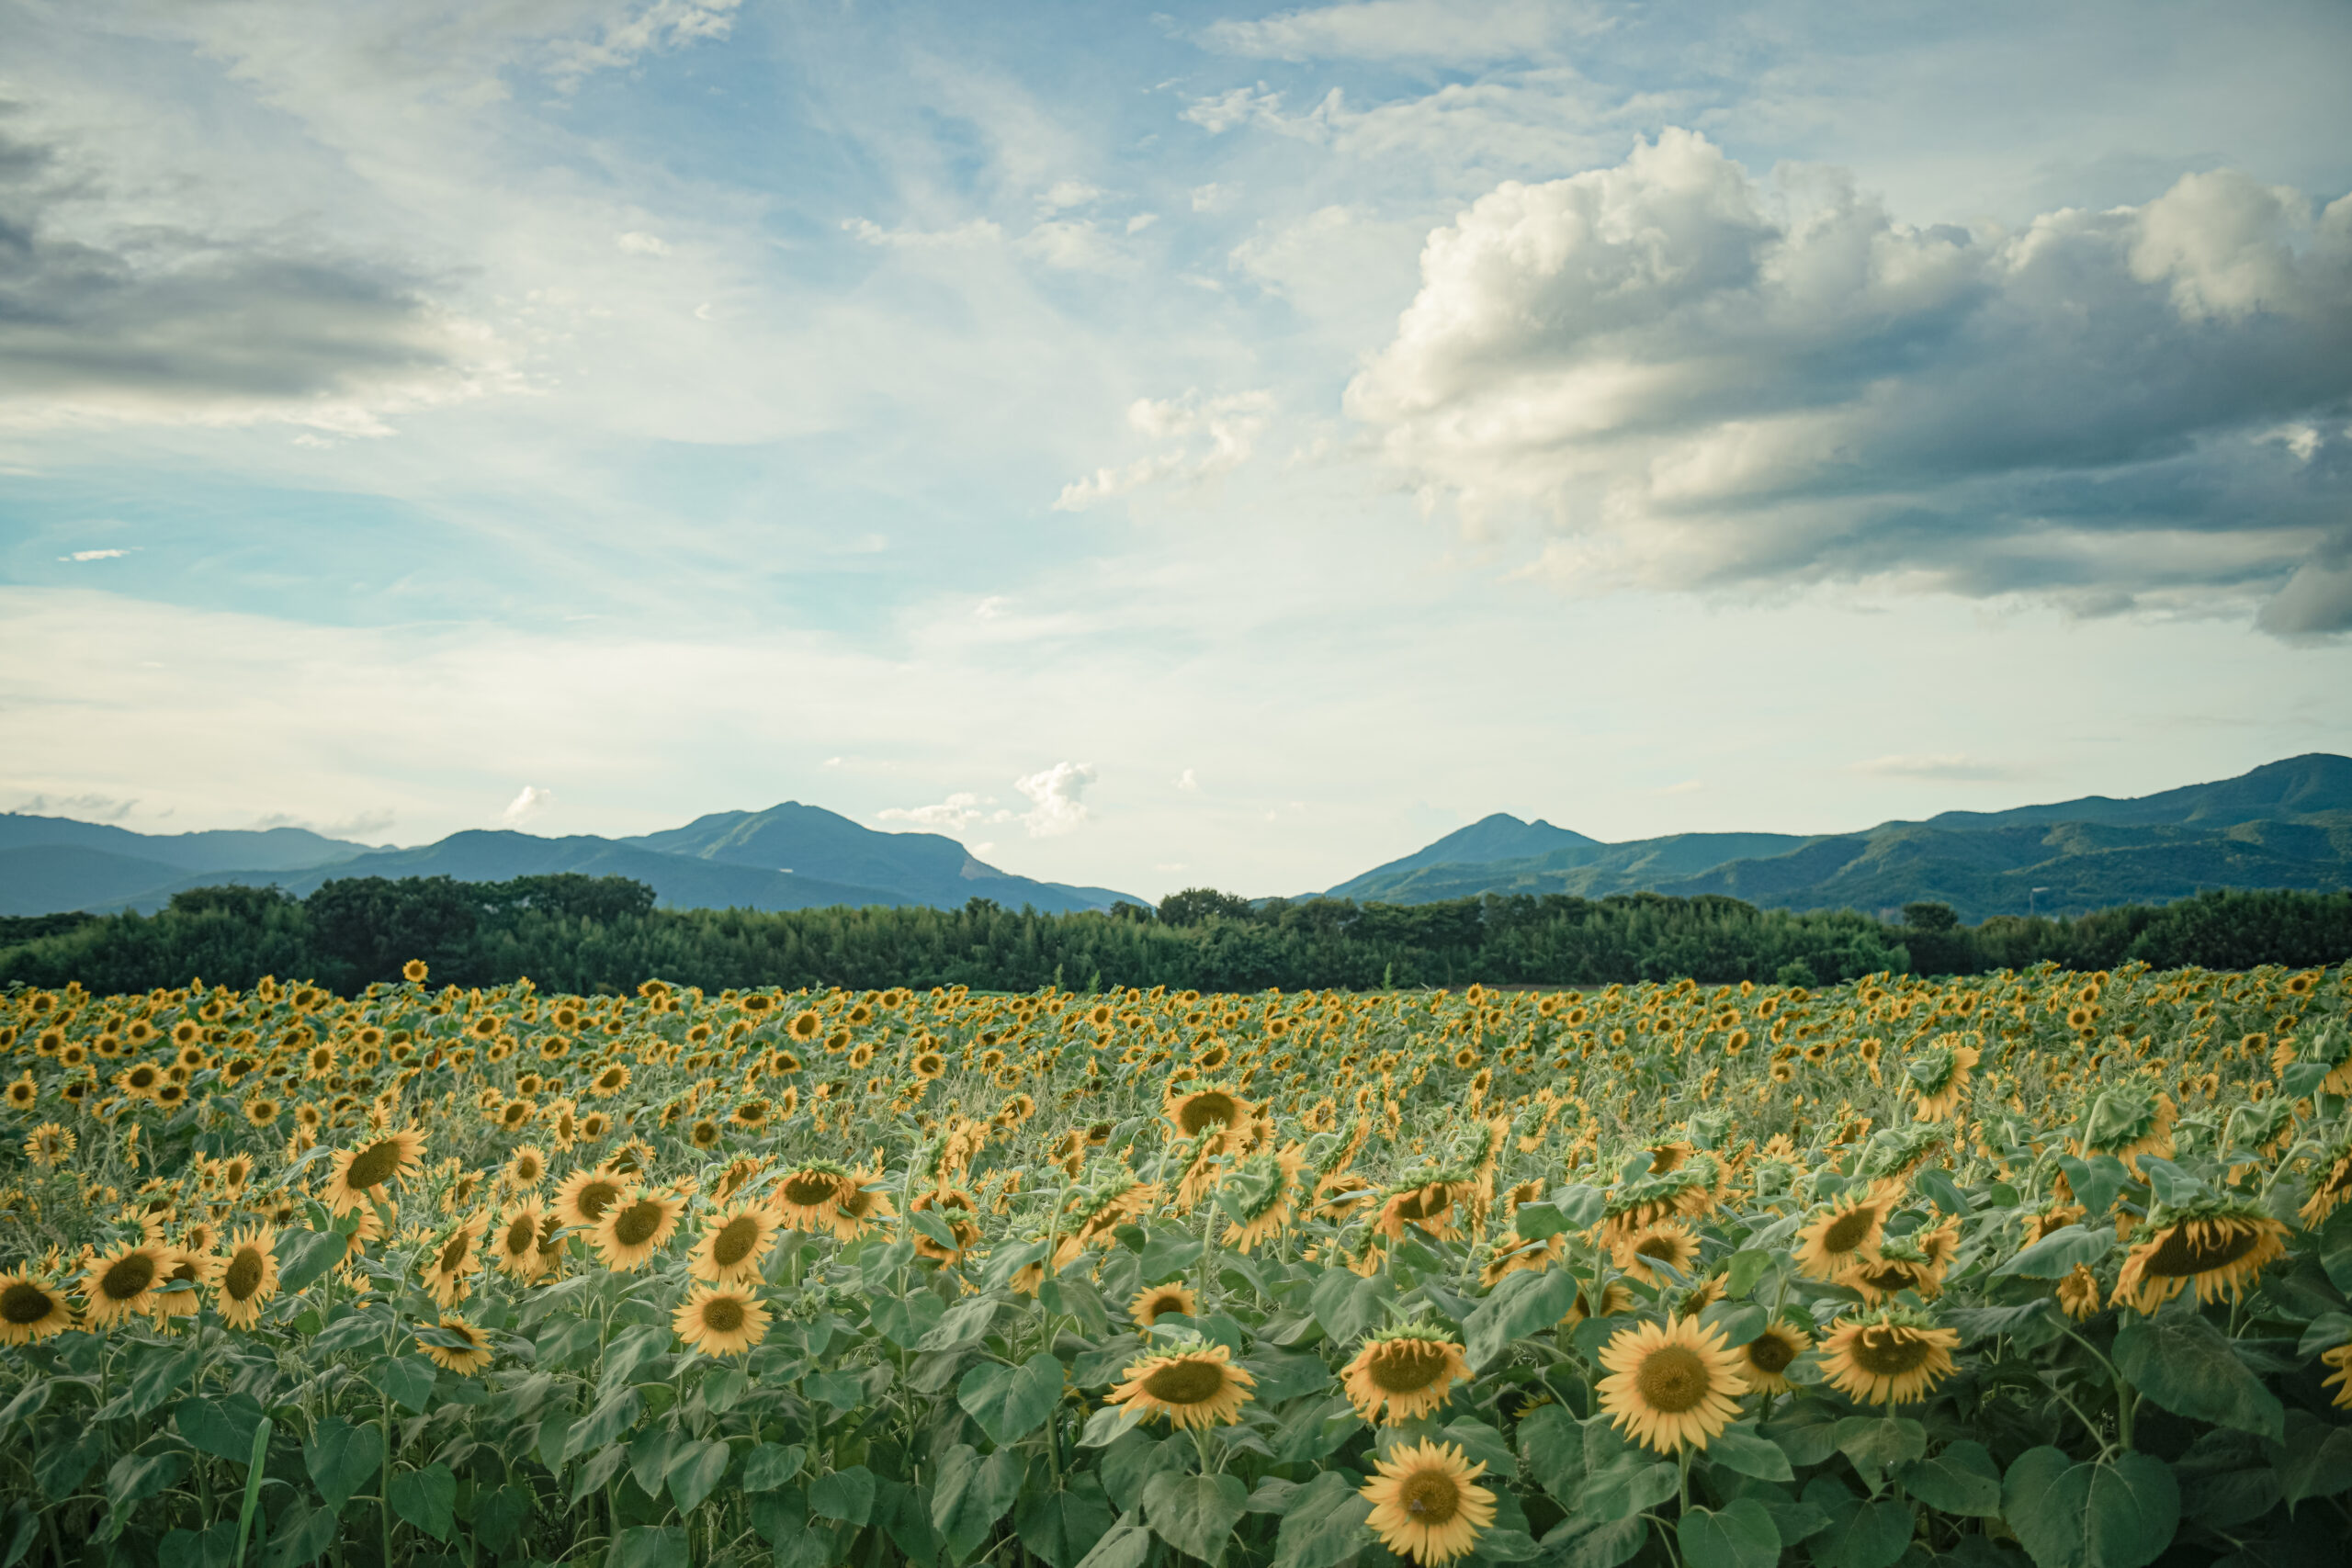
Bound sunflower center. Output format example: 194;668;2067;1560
101;1253;157;1300
701;1296;746;1334
576;1180;621;1220
345;1139;406;1190
1635;1236;1681;1264
612;1201;665;1247
1368;1341;1453;1393
2;1282;55;1324
516;1157;541;1180
1142;1359;1228;1404
1398;1471;1461;1525
2143;1222;2260;1279
503;1217;536;1256
785;1175;838;1206
1633;1345;1712;1413
1822;1207;1877;1255
1851;1326;1934;1374
1178;1093;1238;1134
713;1216;762;1266
840;1190;876;1219
438;1234;470;1273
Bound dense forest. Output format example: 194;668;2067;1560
3;873;2348;994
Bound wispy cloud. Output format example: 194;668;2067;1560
1858;755;2017;783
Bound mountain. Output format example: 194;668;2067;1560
0;803;1146;917
1328;755;2352;921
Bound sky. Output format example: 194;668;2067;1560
4;0;2350;903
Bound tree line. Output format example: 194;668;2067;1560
1;874;2346;996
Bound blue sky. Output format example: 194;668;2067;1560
4;0;2350;901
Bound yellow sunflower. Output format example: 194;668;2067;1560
773;1164;849;1232
673;1284;769;1357
2112;1203;2289;1312
492;1200;550;1281
1130;1281;1198;1326
829;1168;896;1242
1611;1220;1702;1286
591;1189;684;1271
1341;1329;1473;1426
0;1273;75;1345
1165;1084;1260;1145
1792;1181;1897;1282
156;1247;216;1319
1360;1440;1497;1566
504;1145;549;1189
22;1123;74;1168
1736;1322;1812;1394
1106;1341;1256;1430
1596;1315;1749;1453
1820;1310;1961;1404
2056;1264;2102;1320
2322;1343;2351;1411
214;1226;278;1329
690;1201;780;1286
81;1241;167;1327
552;1166;629;1231
421;1214;487;1308
321;1128;427;1215
416;1314;495;1375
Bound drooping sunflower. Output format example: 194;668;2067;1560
322;1129;427;1215
2299;1130;2352;1229
421;1214;487;1308
1596;1315;1749;1453
1907;1040;1980;1121
1847;1235;1939;1304
1129;1281;1198;1327
690;1201;780;1286
1373;1177;1468;1243
1820;1309;1961;1404
1105;1339;1256;1430
2322;1343;2352;1412
2056;1264;2102;1320
81;1241;167;1327
416;1314;495;1375
673;1282;769;1357
2074;1086;2177;1173
214;1226;278;1329
1341;1328;1472;1426
1792;1181;1897;1282
829;1167;896;1242
1736;1321;1812;1394
1612;1219;1702;1286
0;1273;74;1345
2112;1201;2290;1312
1360;1440;1498;1566
552;1166;629;1231
593;1189;684;1271
909;1188;982;1263
773;1164;850;1232
1165;1084;1261;1147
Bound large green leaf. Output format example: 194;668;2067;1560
1995;1224;2112;1280
106;1450;187;1514
175;1395;268;1465
1272;1470;1373;1568
1679;1500;1780;1568
1544;1517;1646;1568
1464;1269;1579;1370
1895;1440;2001;1517
262;1499;338;1568
873;1292;946;1349
2002;1448;2178;1568
1144;1470;1249;1564
876;1477;944;1566
474;1485;531;1553
304;1416;384;1511
1102;1433;1187;1515
628;1427;686;1502
564;1387;645;1460
2112;1312;2284;1442
1835;1416;1926;1487
960;1352;1066;1445
2277;1410;2352;1507
377;1356;437;1416
1575;1454;1679;1523
1074;1521;1155;1568
1518;1404;1585;1497
810;1465;877;1526
1705;1425;1793;1483
274;1228;346;1292
1803;1480;1910;1568
610;1526;691;1568
1020;1477;1119;1568
1309;1270;1392;1346
1247;1350;1334;1405
933;1443;1025;1559
668;1438;731;1514
389;1462;456;1542
744;1442;808;1493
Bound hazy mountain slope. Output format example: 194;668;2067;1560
1917;753;2352;830
0;814;374;872
0;846;193;917
1326;814;1600;899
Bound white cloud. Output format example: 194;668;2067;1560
876;793;990;832
1857;755;2015;783
1347;130;2352;635
251;807;398;839
1054;389;1275;510
1015;761;1097;837
1175;768;1201;793
1013;219;1129;272
13;792;138;822
59;548;131;561
842;218;1005;249
617;231;670;255
1181;85;1287;136
1202;0;1584;64
501;784;552;826
1040;180;1104;211
1191;183;1235;213
974;596;1010;619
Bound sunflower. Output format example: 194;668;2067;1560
2112;1202;2290;1312
729;1097;773;1129
909;1189;982;1263
1736;1322;1811;1394
552;1166;629;1231
1612;1220;1702;1286
830;1168;896;1241
587;1064;631;1098
504;1146;548;1189
422;1214;487;1307
81;1241;167;1326
1374;1179;1466;1243
1105;1340;1256;1430
1165;1084;1260;1145
2056;1264;2102;1320
774;1164;850;1232
690;1202;780;1286
1908;1040;1980;1121
1820;1309;1960;1405
1792;1182;1896;1282
592;1189;684;1271
1596;1316;1749;1453
673;1284;770;1357
912;1052;946;1080
492;1200;549;1281
215;1226;278;1329
0;1273;74;1345
1341;1328;1472;1426
1130;1281;1198;1327
22;1123;74;1168
417;1314;495;1375
156;1247;216;1318
1847;1235;1939;1304
2323;1343;2352;1412
2299;1132;2352;1228
402;960;429;982
322;1129;427;1215
1360;1440;1498;1566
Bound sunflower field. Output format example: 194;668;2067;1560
3;960;2350;1568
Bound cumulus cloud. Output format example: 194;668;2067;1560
1175;769;1201;793
616;231;670;255
1015;761;1096;837
1347;130;2352;636
0;117;510;434
1202;1;1581;64
876;793;993;833
501;784;552;826
1054;389;1274;510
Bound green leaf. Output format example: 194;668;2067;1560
876;1477;944;1566
390;1462;457;1542
608;1525;690;1568
917;1295;1003;1352
1518;1404;1585;1497
1075;1521;1155;1568
106;1450;187;1512
1464;1268;1579;1370
1442;1417;1516;1480
1544;1516;1646;1568
565;1387;645;1460
1267;1471;1371;1568
1724;1249;1773;1299
1248;1349;1334;1405
1103;1432;1187;1515
124;1339;199;1416
304;1416;384;1511
873;1292;946;1349
668;1438;731;1514
1145;1471;1250;1565
2113;1311;2284;1442
2002;1448;2179;1568
0;1512;37;1568
1310;1270;1392;1346
810;1465;877;1526
2320;1206;2352;1294
1896;1440;2001;1517
2277;1410;2352;1507
745;1442;807;1493
275;1228;346;1293
1995;1224;2111;1280
1574;1454;1679;1523
262;1499;338;1568
377;1355;437;1416
1555;1185;1606;1229
933;1443;1025;1557
1704;1425;1793;1483
960;1351;1066;1445
1836;1416;1927;1485
1021;1476;1120;1568
1804;1487;1910;1568
175;1395;268;1465
475;1485;531;1553
628;1427;685;1502
1679;1500;1781;1568
1700;1303;1769;1348
1763;1404;1842;1468
1514;1202;1571;1241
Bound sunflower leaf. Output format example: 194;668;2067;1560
273;1228;346;1294
1678;1499;1780;1568
1894;1439;2001;1517
1144;1471;1250;1566
1995;1224;2112;1280
1268;1471;1369;1568
2001;1448;2178;1568
1464;1268;1579;1371
959;1351;1066;1445
1702;1424;1792;1483
2113;1309;2283;1442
